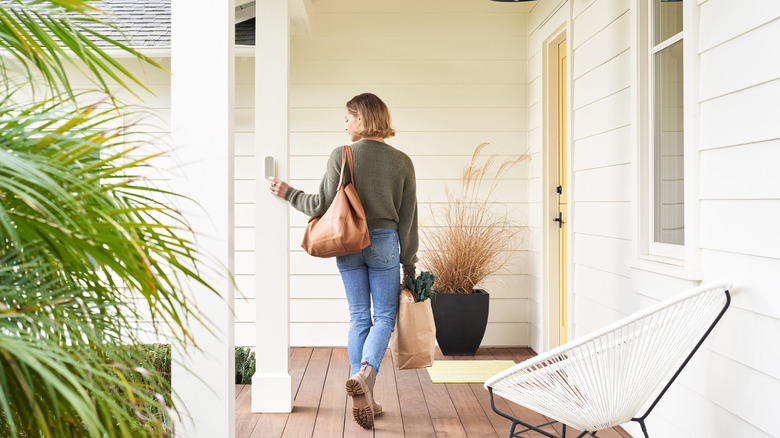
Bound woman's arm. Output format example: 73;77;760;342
268;147;342;217
397;165;419;272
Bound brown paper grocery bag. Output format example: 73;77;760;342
390;297;436;369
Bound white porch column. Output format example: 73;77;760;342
170;0;236;437
252;0;293;413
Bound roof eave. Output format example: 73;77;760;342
100;45;258;58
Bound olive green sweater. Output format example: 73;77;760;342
284;139;419;270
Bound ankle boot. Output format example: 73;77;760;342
346;362;376;429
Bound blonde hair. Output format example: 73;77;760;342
346;93;395;139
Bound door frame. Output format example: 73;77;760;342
541;25;571;352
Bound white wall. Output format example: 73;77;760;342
527;0;780;436
693;0;780;436
229;0;534;347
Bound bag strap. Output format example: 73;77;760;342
337;145;355;189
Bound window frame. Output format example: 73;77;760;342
633;0;701;276
649;23;684;259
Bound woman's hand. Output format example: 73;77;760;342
268;177;289;198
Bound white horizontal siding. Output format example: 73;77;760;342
290;107;527;133
571;11;630;79
289;154;530;180
571;125;632;171
292;36;527;60
572;49;631;110
289;276;345;299
572;164;632;202
271;1;533;348
675;349;780;437
573;265;639;314
671;3;780;437
526;1;780;436
573;233;632;278
699;250;780;321
572;0;597;18
572;0;629;49
291;84;528;108
571;292;627;335
292;131;529;156
699;18;780;101
699;140;780;200
568;8;631;349
309;1;532;16
291;60;527;85
573;201;631;239
569;0;631;345
572;88;631;140
644;381;774;438
698;0;780;52
234;56;260;346
709;306;780;381
700;200;780;259
699;79;780;149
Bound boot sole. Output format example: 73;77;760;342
346;377;374;429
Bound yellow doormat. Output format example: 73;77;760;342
426;360;517;383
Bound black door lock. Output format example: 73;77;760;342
554;211;564;229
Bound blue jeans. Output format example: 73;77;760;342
337;229;401;376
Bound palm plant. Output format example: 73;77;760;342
0;1;219;437
0;0;164;99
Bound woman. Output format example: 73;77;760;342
268;93;418;430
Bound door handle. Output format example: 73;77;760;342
553;211;564;229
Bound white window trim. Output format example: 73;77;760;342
631;0;701;280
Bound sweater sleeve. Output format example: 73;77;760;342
397;162;419;271
284;148;342;217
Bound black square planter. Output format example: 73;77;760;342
430;290;489;356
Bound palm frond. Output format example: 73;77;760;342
0;0;167;100
0;247;175;437
0;96;218;340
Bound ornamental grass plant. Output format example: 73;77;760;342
420;143;530;294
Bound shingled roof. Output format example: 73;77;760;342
92;0;254;47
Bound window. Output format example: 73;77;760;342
633;0;699;277
650;0;684;253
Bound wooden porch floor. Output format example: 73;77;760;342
236;347;632;438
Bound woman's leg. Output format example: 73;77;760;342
362;229;401;374
337;251;371;376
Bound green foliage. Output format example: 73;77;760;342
114;345;253;386
0;1;221;436
136;344;173;385
235;347;256;385
403;268;436;302
0;0;167;100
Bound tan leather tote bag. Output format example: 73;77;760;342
301;145;371;258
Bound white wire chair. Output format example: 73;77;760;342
485;281;731;438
